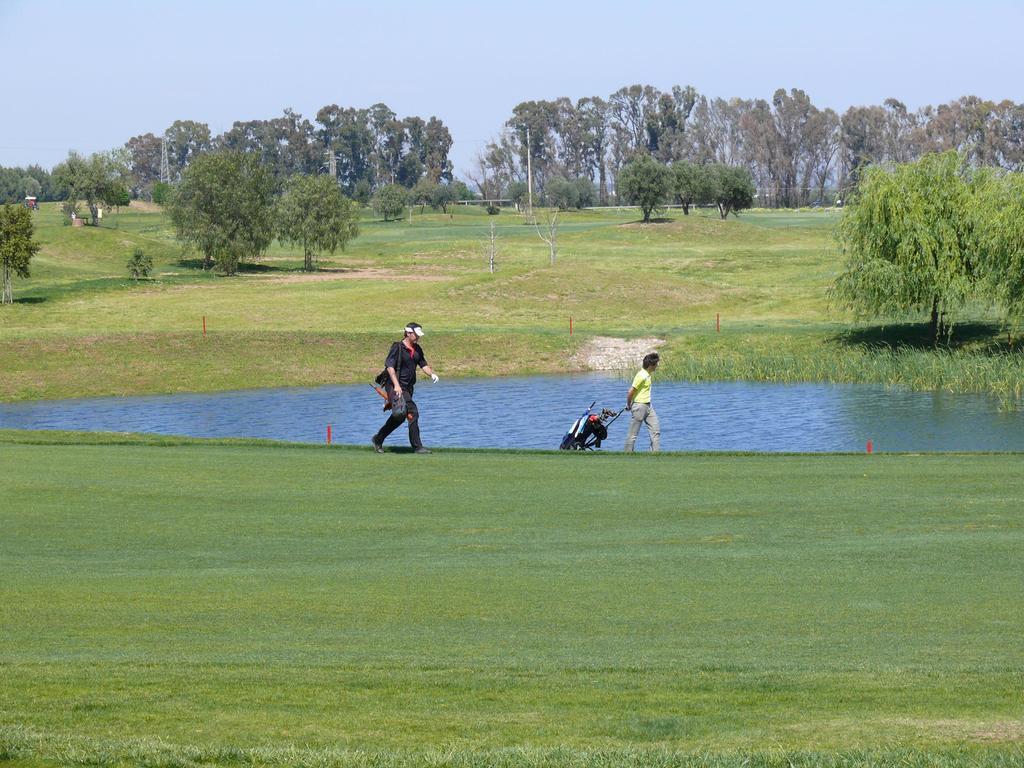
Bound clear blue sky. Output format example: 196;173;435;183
2;0;1021;177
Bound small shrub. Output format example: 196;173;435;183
486;204;500;215
127;248;153;280
151;182;171;205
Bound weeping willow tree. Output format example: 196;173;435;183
979;171;1024;331
830;151;988;345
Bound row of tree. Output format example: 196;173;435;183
471;86;1024;208
168;151;360;275
122;104;453;200
0;165;59;204
7;88;1022;213
611;156;756;222
1;102;456;206
832;151;1024;343
369;177;479;222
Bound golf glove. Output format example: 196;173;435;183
430;373;439;383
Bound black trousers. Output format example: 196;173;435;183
374;385;422;448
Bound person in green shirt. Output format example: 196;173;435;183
624;352;661;452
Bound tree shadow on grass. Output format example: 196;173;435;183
234;263;279;274
619;217;676;225
833;321;1014;353
177;258;301;275
12;296;47;304
177;257;210;271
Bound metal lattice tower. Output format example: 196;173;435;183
160;136;171;184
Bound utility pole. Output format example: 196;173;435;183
487;220;498;273
526;126;534;223
160;136;171;184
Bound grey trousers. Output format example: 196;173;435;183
624;403;660;452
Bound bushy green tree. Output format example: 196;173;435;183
831;152;985;344
352;179;372;206
409;177;437;212
277;174;360;271
709;164;755;219
573;177;597;208
151;182;171;205
617;155;672;222
429;182;457;214
396;154;424;188
673;161;713;215
52;151;127;225
451;180;474;201
372;184;408;221
21;176;41;199
1;204;40;304
111;184;131;211
545;176;579;211
506;181;528;210
167;151;275;275
977;170;1024;324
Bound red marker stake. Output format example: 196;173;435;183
202;316;206;336
866;439;873;454
327;425;332;445
716;313;720;333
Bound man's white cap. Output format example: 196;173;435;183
405;322;424;337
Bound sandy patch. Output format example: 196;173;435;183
574;336;665;371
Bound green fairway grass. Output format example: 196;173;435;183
4;203;1020;405
1;434;1022;765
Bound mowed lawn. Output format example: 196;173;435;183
1;435;1022;766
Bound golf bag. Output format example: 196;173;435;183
559;402;623;450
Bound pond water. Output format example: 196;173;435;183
2;374;1022;452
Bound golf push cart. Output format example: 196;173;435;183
559;401;624;450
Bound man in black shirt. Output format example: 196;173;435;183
372;322;439;454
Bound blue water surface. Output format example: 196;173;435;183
2;373;1022;452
